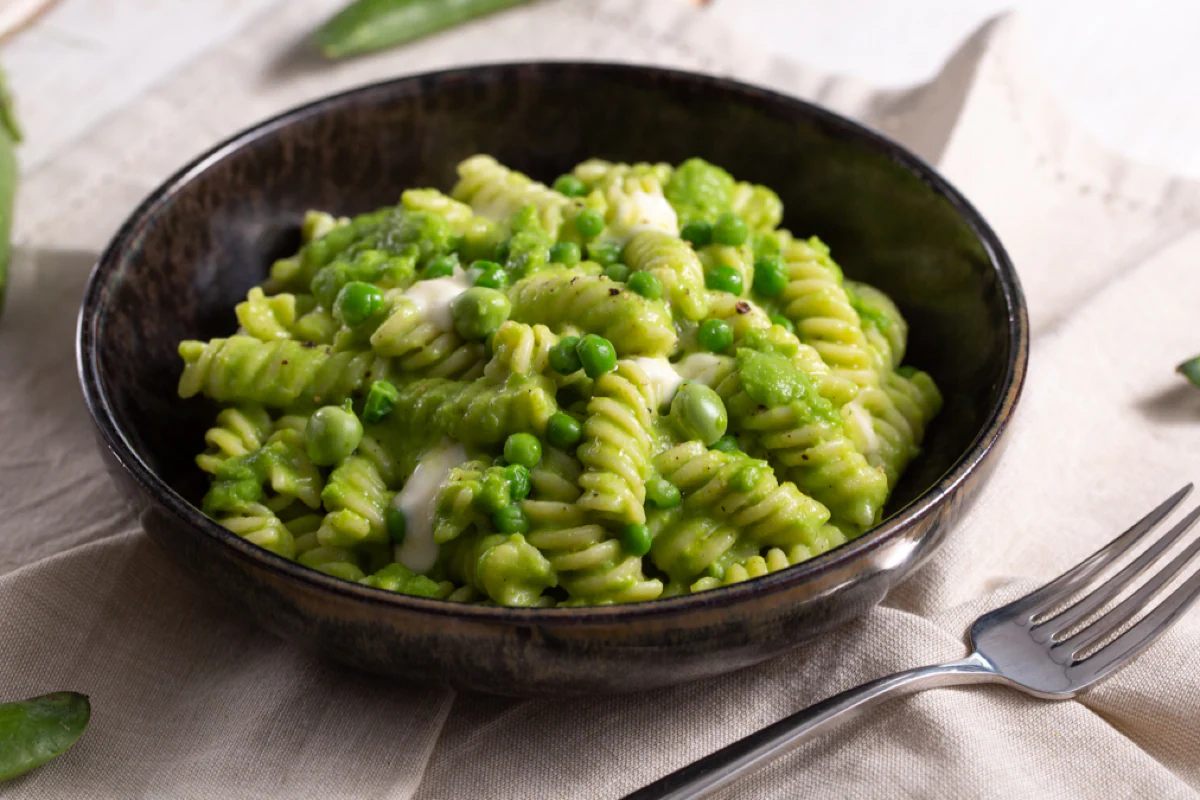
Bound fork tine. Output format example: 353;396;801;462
1041;505;1200;638
1008;485;1193;620
1070;562;1200;684
1059;526;1200;658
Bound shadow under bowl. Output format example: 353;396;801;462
78;62;1028;695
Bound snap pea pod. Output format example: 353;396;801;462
314;0;536;60
0;66;18;321
0;692;91;782
1179;355;1200;388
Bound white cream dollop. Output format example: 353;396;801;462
393;439;469;573
609;190;679;245
405;268;472;331
630;356;686;410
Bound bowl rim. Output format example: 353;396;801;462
77;60;1029;625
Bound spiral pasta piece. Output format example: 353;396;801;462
260;426;324;510
718;372;887;530
730;182;784;231
846;280;908;370
572;159;673;194
431;460;491;544
523;501;663;604
178;336;388;409
509;268;677;356
443;530;557;606
298;545;365;582
623;229;709;321
400;188;474;236
317;450;393;550
645;509;750;593
218;502;296;559
484;320;559;380
371;296;485;379
652;442;830;549
387;376;558;446
577;361;656;525
451;155;570;237
776;237;876;389
195;405;273;474
530;447;584;502
687;527;848;592
236;287;297;342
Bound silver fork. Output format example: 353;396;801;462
624;485;1200;800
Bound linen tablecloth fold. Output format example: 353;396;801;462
2;2;1199;797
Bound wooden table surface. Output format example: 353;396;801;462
4;0;1198;179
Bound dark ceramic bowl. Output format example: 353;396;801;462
78;63;1027;695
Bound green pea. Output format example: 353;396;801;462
554;174;588;197
362;380;400;424
710;434;739;453
424;253;458;279
574;208;605;239
549;336;583;375
712;212;749;246
731;464;764;493
549;241;581;266
546;412;583;449
670;383;728;446
386;507;407;544
334;281;385;327
478;471;511;513
645;477;681;509
492;505;529;534
621;523;652;557
698;319;734;353
626;271;663;300
504;433;542;469
451;286;511;340
587;240;623;265
705;265;744;296
603;262;631;283
577;334;617;378
0;692;91;782
505;463;532;501
769;314;795;334
306;404;364;466
680;220;713;248
472;260;509;289
753;254;788;297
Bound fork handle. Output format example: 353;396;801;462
622;652;998;800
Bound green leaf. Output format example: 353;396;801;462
0;692;91;782
0;65;17;320
0;67;21;144
1178;355;1200;388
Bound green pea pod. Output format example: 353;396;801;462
0;692;91;782
1178;355;1200;388
314;0;536;60
0;66;19;321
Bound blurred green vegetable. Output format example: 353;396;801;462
1178;355;1200;388
314;0;536;60
0;66;18;320
0;692;90;782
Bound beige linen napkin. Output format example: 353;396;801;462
3;1;1200;797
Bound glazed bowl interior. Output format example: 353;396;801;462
79;63;1025;693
